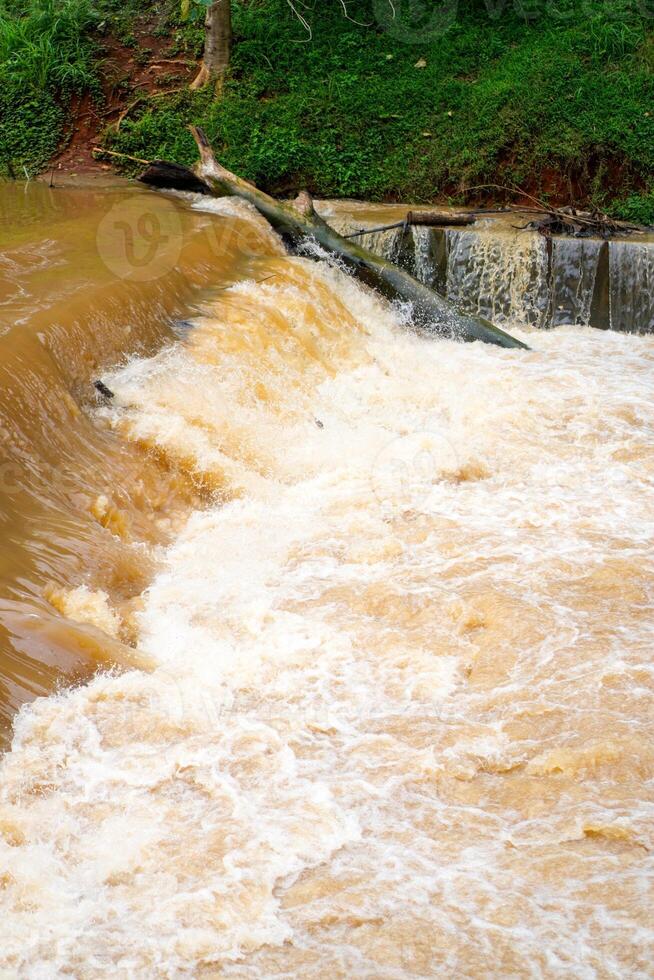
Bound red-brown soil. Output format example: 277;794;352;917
50;17;198;177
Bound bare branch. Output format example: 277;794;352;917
286;0;313;41
336;0;373;28
286;0;400;38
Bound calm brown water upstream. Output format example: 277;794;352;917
0;182;652;976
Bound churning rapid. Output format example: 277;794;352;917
0;183;653;977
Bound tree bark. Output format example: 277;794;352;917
344;211;474;240
407;210;474;227
191;0;231;94
139;129;528;350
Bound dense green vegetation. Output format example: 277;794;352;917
1;0;653;220
0;0;98;173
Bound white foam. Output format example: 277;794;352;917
1;201;653;976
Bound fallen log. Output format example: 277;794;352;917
407;210;475;227
136;159;212;195
139;128;528;350
344;210;474;240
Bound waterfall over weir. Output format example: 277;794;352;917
323;204;654;333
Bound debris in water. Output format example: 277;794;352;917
93;380;115;400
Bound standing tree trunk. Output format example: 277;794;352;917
191;0;231;94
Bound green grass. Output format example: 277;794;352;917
0;0;98;174
1;0;653;221
106;0;654;220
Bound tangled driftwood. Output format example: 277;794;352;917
518;205;646;239
461;184;648;239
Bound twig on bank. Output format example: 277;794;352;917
92;146;151;165
145;59;196;68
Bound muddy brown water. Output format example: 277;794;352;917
0;180;274;737
0;181;652;976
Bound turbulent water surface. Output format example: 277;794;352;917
0;183;653;977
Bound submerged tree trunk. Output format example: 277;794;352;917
140;128;528;350
191;0;231;94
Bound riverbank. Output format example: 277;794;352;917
1;0;653;220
